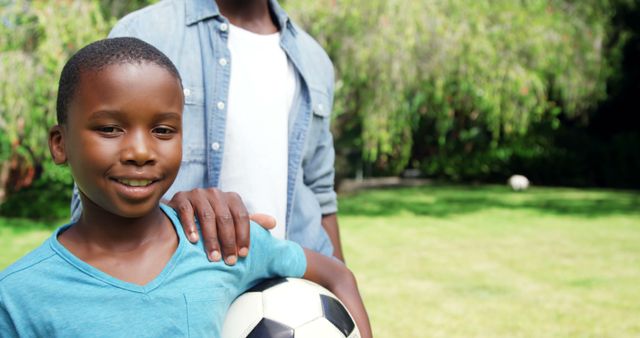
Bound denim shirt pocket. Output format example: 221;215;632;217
310;86;331;118
183;85;204;105
182;85;207;164
184;287;229;338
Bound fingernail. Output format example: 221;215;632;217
210;250;221;261
238;247;248;257
189;231;198;242
225;255;237;265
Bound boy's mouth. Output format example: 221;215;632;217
115;178;155;187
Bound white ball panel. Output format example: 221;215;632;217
294;317;346;338
262;279;323;328
222;292;264;338
286;278;335;299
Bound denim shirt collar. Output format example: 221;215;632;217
185;0;220;25
268;0;295;34
185;0;296;35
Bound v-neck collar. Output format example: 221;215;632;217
49;204;186;294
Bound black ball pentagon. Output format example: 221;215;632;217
247;318;294;338
320;295;355;336
249;278;289;292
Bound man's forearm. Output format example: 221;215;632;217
321;213;344;262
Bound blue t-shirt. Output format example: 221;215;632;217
0;205;307;337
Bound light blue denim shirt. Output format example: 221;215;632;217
70;0;337;256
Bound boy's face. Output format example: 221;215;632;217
50;62;183;218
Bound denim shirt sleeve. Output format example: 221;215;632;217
302;92;338;216
298;37;338;216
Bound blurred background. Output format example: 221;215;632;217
1;1;639;337
1;0;639;215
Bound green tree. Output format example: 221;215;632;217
0;0;111;204
285;0;622;179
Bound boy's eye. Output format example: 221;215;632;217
154;127;171;134
96;126;122;134
152;126;177;137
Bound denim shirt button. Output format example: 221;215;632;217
218;58;228;66
219;23;228;32
183;88;191;97
217;101;225;110
211;142;220;151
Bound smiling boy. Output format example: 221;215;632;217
0;37;371;337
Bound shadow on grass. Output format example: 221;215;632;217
338;185;640;218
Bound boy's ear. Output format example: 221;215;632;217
48;125;67;164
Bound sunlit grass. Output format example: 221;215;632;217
0;218;62;269
1;185;639;337
339;185;640;337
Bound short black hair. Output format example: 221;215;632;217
56;37;182;124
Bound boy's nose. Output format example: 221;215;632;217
121;131;156;166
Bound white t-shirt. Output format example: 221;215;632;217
218;23;296;239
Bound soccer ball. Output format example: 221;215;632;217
222;277;361;338
508;174;530;191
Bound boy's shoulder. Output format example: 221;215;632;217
0;238;56;285
247;220;278;249
159;203;271;243
246;221;305;263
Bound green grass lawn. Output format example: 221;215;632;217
1;185;639;337
0;218;63;270
339;185;640;337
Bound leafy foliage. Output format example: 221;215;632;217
285;0;633;181
0;162;72;219
0;0;638;216
0;0;112;204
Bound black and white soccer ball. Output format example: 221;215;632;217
222;277;361;338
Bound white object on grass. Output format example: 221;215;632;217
508;174;530;191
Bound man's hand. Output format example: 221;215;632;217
166;188;275;265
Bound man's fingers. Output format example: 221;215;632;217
250;213;276;230
226;192;250;257
167;188;253;264
192;192;221;262
170;195;199;243
209;189;237;265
